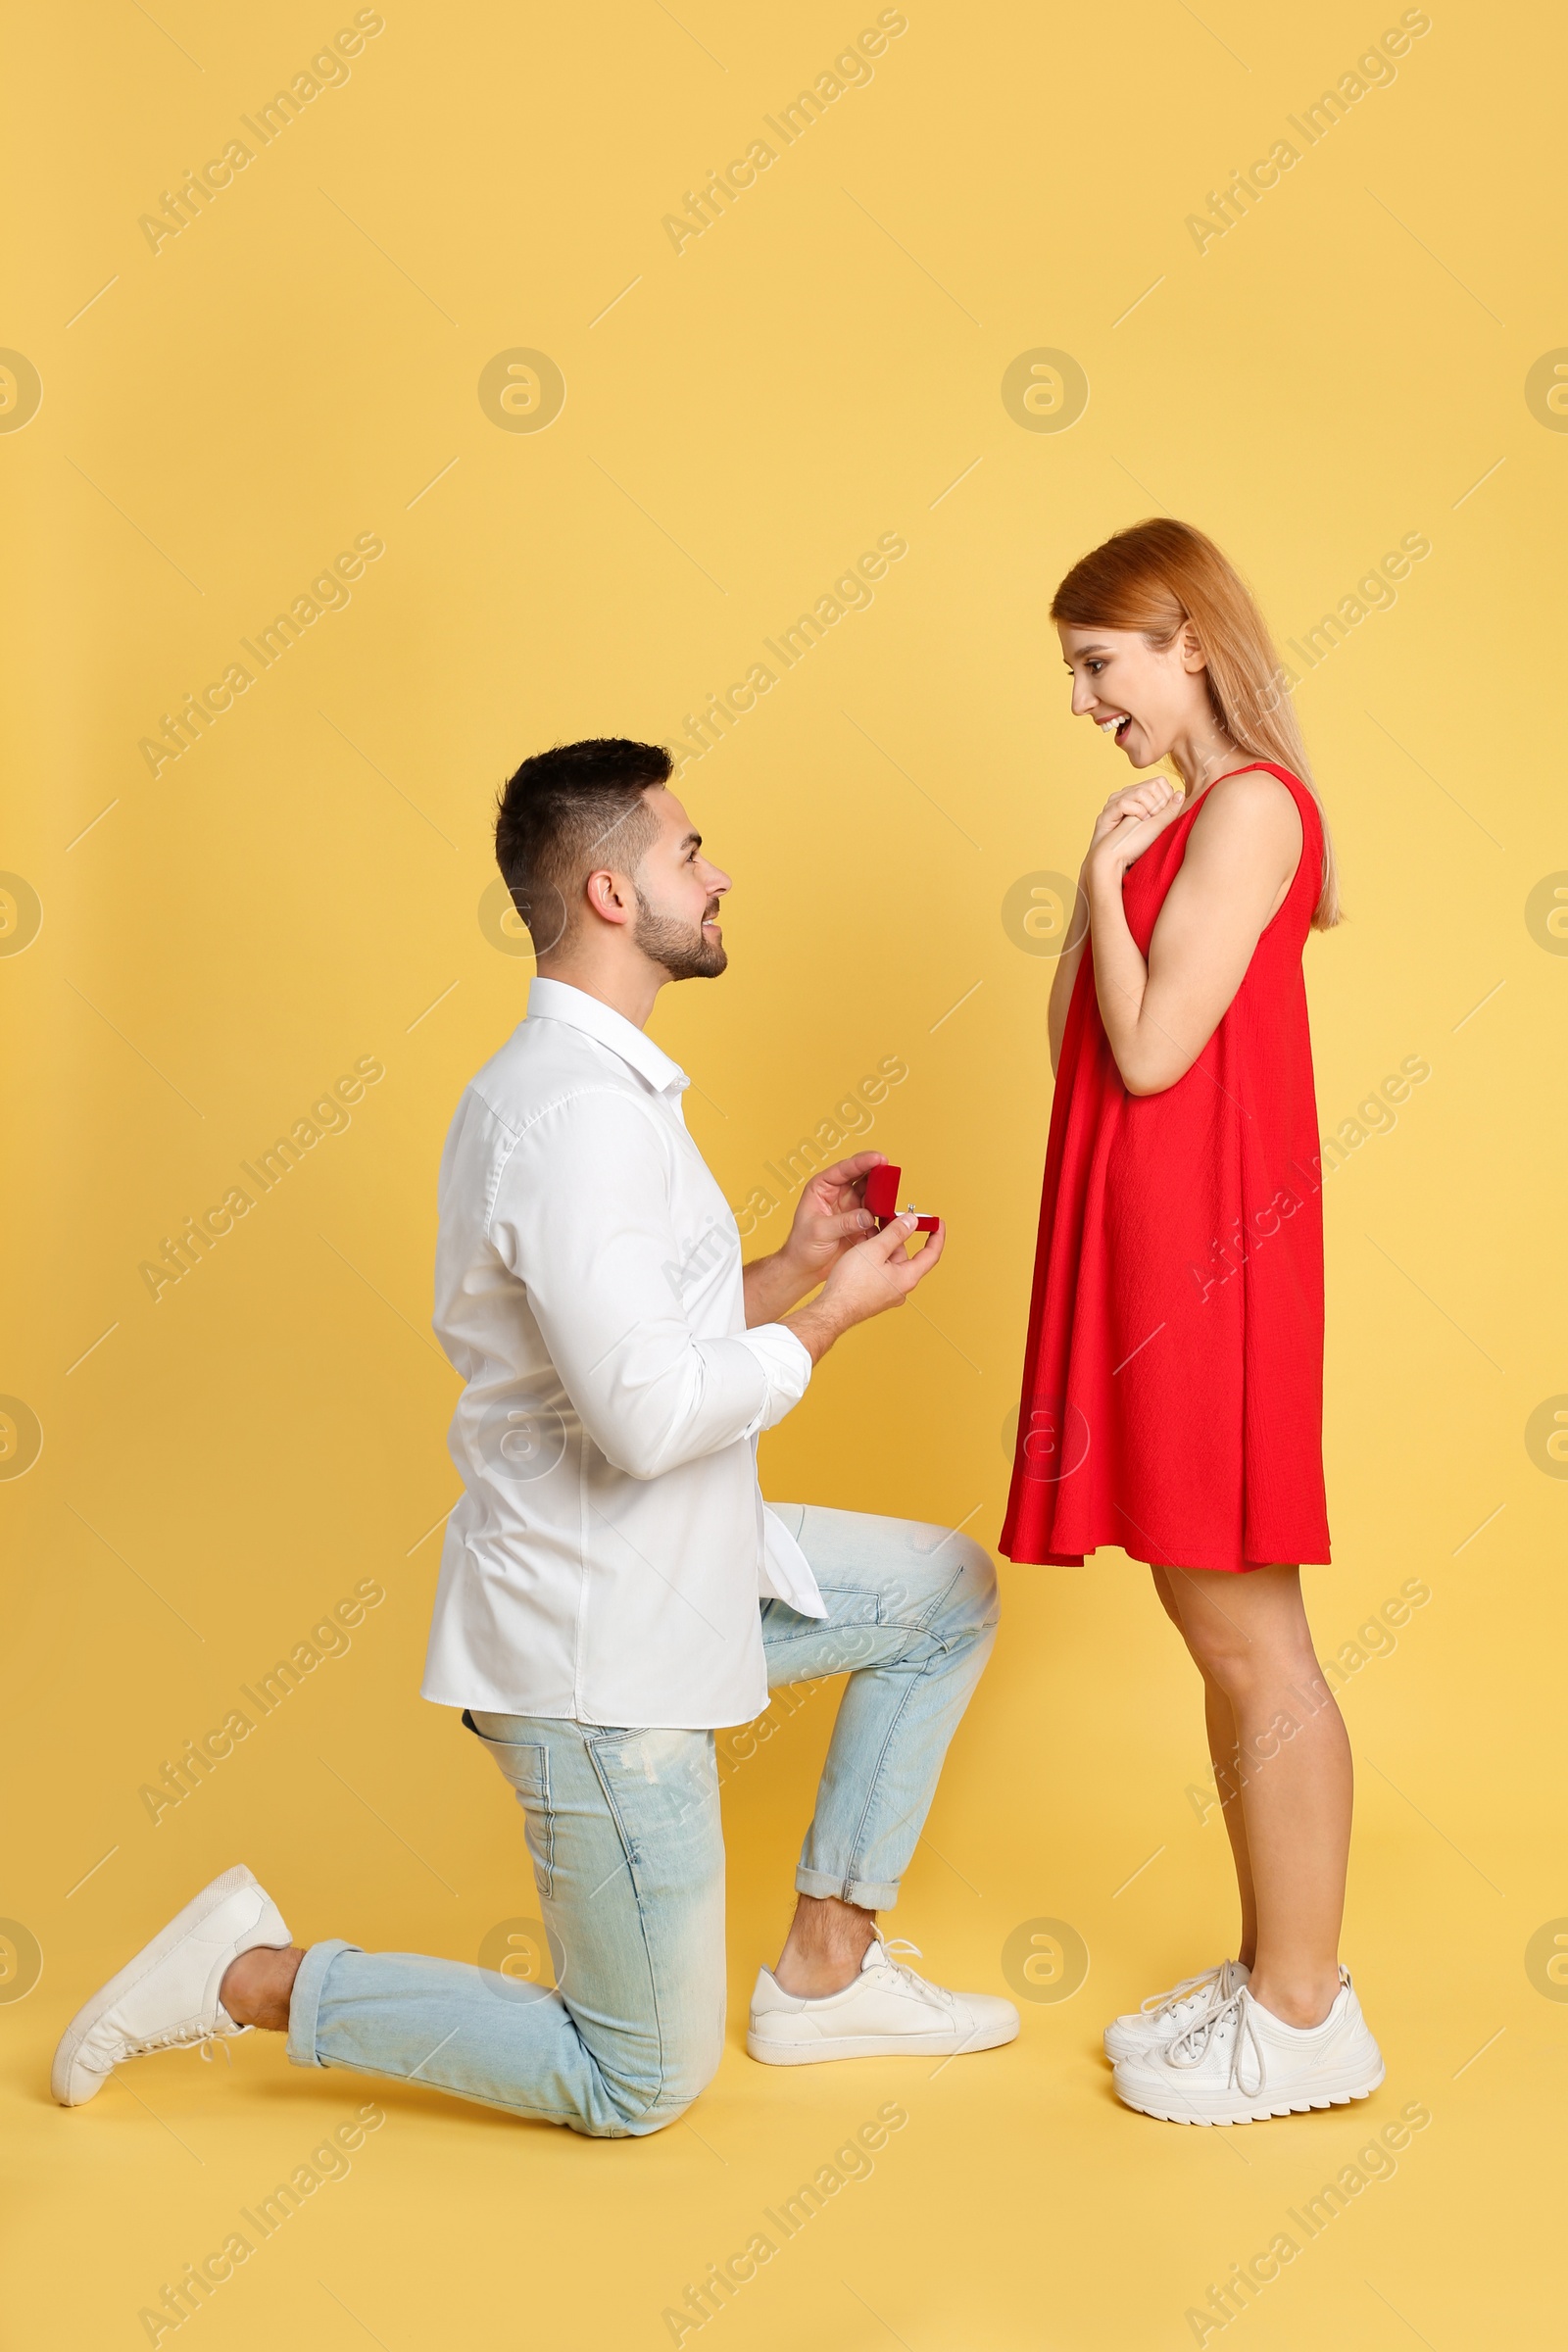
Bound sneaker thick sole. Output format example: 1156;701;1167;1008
1113;2052;1386;2126
747;2012;1020;2066
52;1864;269;2107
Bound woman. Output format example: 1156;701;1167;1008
1001;518;1383;2125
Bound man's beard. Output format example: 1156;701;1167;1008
632;887;727;980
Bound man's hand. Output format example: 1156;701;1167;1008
783;1212;946;1365
779;1152;886;1282
742;1152;886;1327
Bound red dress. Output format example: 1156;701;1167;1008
1000;762;1331;1575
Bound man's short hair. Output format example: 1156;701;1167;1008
494;738;671;953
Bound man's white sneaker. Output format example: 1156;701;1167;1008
1102;1959;1250;2063
52;1865;291;2107
1111;1969;1384;2125
748;1935;1019;2066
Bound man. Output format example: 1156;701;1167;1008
53;738;1015;2136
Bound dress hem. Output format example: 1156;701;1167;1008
1001;1542;1332;1576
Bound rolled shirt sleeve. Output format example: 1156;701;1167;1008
491;1089;810;1481
734;1320;813;1431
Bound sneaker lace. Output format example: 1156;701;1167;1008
1140;1965;1223;2022
123;2015;249;2063
878;1938;956;2011
1164;1985;1263;2096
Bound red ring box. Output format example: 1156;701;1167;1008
864;1164;940;1232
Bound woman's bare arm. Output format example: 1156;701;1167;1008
1084;769;1302;1097
1049;777;1180;1076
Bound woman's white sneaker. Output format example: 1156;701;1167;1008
748;1935;1019;2066
51;1865;292;2107
1102;1959;1250;2063
1111;1968;1384;2125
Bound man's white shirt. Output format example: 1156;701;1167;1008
420;976;824;1729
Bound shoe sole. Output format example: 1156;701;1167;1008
52;1864;265;2107
1114;2057;1386;2125
747;2016;1021;2066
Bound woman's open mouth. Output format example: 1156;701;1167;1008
1100;712;1135;746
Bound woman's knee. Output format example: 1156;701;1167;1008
1178;1600;1317;1703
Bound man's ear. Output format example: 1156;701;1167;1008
583;867;634;928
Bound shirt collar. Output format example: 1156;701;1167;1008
524;976;689;1097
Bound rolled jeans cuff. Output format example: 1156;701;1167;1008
795;1867;902;1911
285;1937;363;2070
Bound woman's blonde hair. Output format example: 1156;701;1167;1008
1051;517;1341;929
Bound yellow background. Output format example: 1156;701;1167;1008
4;0;1565;2343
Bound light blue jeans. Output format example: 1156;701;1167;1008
286;1505;998;2136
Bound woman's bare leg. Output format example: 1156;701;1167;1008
1150;1566;1256;1968
1200;1679;1258;1969
1163;1563;1349;2026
